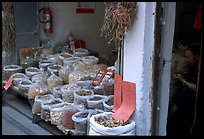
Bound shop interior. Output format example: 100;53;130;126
167;2;202;135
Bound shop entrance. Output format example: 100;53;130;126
166;2;202;135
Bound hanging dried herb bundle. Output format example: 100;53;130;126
101;2;137;49
2;2;16;68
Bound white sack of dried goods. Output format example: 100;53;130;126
89;112;135;136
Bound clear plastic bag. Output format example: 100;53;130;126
17;79;33;93
58;66;74;84
103;95;114;112
71;109;92;135
76;75;94;87
28;81;50;99
41;98;64;121
73;48;89;57
81;56;99;65
11;73;29;86
58;52;73;61
51;85;64;98
50;102;72;125
46;54;63;65
38;60;54;72
63;56;81;67
32;94;54;114
31;72;48;84
25;67;42;78
73;89;94;107
3;65;23;80
62;104;85;129
87;95;108;110
46;73;63;88
61;84;81;103
47;64;63;76
20;58;39;70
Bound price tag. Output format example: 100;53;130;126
4;76;14;90
112;80;136;123
112;73;122;112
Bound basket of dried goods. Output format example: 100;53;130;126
17;79;33;93
61;84;81;103
25;67;42;78
3;65;23;80
32;94;54;115
73;89;94;107
50;102;72;125
71;109;92;135
89;112;136;135
81;56;98;65
87;95;108;110
11;73;29;86
103;95;114;112
41;98;64;122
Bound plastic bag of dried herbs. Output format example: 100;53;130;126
17;79;33;93
11;73;29;86
61;84;81;103
28;81;50;99
103;95;114;112
32;94;54;114
41;98;64;121
87;95;108;110
71;109;93;135
62;103;85;129
73;89;94;107
3;65;23;80
50;102;72;125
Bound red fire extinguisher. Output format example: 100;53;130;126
39;7;53;33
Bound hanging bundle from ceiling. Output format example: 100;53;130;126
101;2;137;49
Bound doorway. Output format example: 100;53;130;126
166;2;202;135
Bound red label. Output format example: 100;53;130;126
112;80;136;123
112;73;122;112
4;76;14;90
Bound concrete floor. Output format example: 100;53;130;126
2;92;64;135
2;106;51;135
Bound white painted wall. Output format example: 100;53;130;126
39;2;113;57
123;2;156;135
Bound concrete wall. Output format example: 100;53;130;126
123;2;156;135
39;2;113;57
